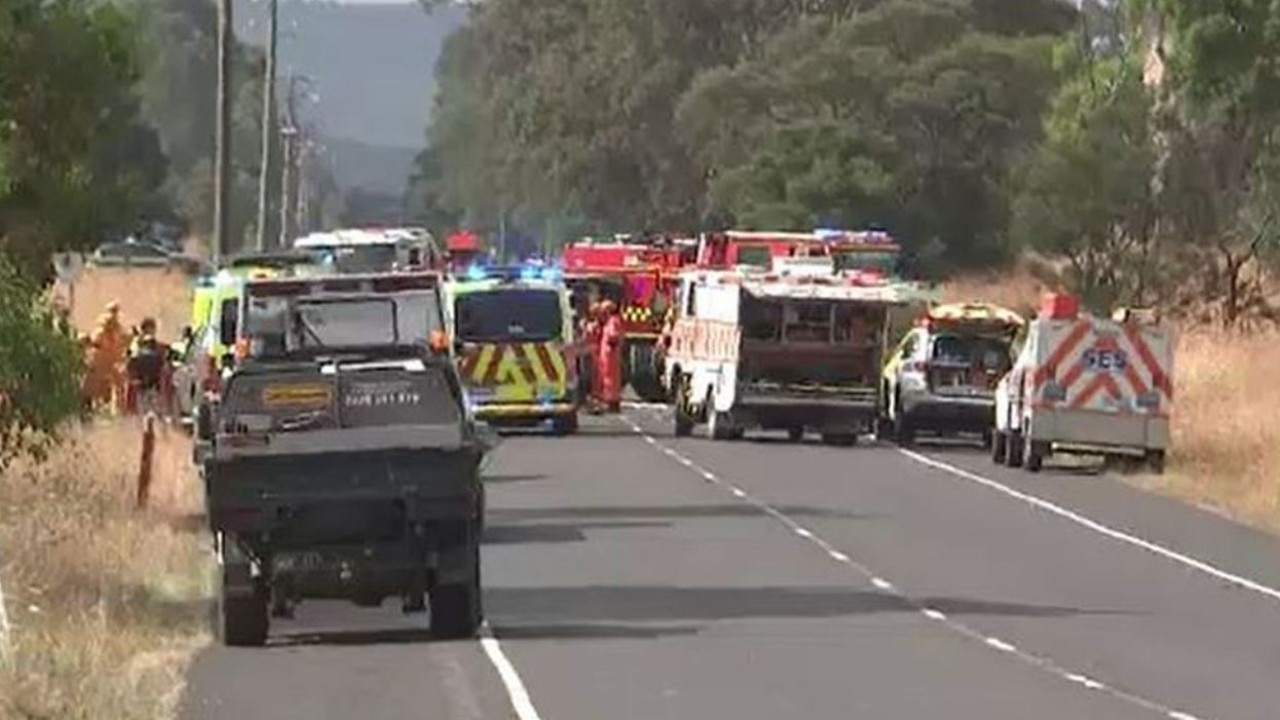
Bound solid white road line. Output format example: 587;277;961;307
623;414;1214;720
897;448;1280;605
478;621;544;720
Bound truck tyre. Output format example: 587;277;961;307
893;417;915;446
1005;431;1024;468
821;432;858;447
673;375;694;437
217;570;268;647
1145;449;1166;475
1024;439;1048;473
550;412;579;436
991;431;1007;463
787;427;804;442
708;408;736;440
430;535;482;640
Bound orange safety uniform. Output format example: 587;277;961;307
583;302;604;406
597;301;624;412
87;304;128;413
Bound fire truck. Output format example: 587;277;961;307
561;235;696;402
695;229;902;276
662;255;935;444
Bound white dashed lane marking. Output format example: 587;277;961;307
622;414;1214;720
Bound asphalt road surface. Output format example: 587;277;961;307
183;409;1280;720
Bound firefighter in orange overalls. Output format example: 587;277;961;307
597;299;625;413
87;302;128;413
582;300;604;412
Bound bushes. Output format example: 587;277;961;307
0;256;83;467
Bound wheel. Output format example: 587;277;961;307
673;375;694;437
821;432;858;447
1024;439;1048;473
430;535;482;640
217;569;268;647
1005;431;1024;468
874;415;893;441
706;390;736;440
990;430;1007;463
708;407;736;440
1145;449;1166;475
787;427;804;442
550;412;579;436
893;416;915;446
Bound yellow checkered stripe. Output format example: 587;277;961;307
621;305;653;323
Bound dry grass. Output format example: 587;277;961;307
0;421;211;720
944;268;1280;532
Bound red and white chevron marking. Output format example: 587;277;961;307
1031;318;1173;416
669;319;740;363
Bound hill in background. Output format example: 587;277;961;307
236;0;468;196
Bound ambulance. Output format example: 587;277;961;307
992;293;1174;473
878;302;1025;446
441;264;580;434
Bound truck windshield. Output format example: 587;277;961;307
455;289;562;342
244;292;442;359
316;245;399;274
833;250;898;274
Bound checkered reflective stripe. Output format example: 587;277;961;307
621;305;653;323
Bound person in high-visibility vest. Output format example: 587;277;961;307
125;317;175;418
597;300;625;413
88;301;127;413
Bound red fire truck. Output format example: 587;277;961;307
561;235;697;402
695;229;901;276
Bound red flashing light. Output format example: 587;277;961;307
1041;292;1079;320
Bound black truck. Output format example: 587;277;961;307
197;271;491;646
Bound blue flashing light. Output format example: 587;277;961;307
519;265;540;281
465;263;488;281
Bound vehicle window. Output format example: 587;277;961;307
455;289;562;342
736;244;772;268
833;303;884;345
244;293;441;359
782;301;832;342
742;295;781;341
218;298;238;347
833;250;898;274
930;333;1013;372
322;245;398;274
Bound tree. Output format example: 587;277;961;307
0;257;82;468
0;0;168;279
1012;47;1156;311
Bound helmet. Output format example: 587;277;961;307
601;300;618;314
139;317;157;334
106;300;121;313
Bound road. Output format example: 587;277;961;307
184;409;1280;720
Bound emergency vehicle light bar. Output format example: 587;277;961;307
463;263;563;283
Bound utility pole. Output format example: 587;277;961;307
294;135;310;236
254;0;278;252
279;124;297;247
213;0;234;263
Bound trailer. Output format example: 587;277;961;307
992;294;1174;473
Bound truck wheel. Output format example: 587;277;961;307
821;432;858;447
787;427;804;442
1024;439;1048;473
874;416;893;442
550;412;579;436
893;417;915;446
1005;431;1024;468
430;538;482;640
217;571;268;647
991;431;1007;464
673;376;694;437
1145;449;1166;475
